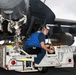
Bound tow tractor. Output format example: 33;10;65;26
0;41;75;72
0;24;76;72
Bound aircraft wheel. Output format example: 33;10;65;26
74;54;76;67
37;67;48;73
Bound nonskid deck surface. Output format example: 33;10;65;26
0;67;76;75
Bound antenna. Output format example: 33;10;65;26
44;0;46;3
43;19;46;25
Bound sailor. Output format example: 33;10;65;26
23;25;54;64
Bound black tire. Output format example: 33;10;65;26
73;54;76;67
37;67;48;73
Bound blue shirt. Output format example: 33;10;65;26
23;31;45;50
